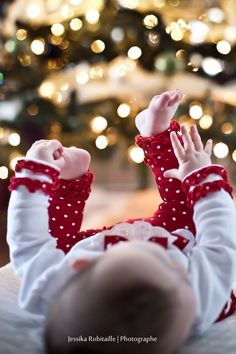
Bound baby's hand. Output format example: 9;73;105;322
59;147;91;180
164;125;212;181
26;139;65;170
135;90;183;136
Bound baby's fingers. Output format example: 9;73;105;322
170;131;185;162
46;140;63;154
190;125;203;151
204;139;213;155
181;125;194;152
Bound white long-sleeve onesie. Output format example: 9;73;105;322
7;162;236;337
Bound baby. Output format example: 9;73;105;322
7;91;236;354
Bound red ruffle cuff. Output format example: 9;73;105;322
15;159;60;182
135;120;181;151
187;180;233;208
182;165;229;194
8;177;53;195
51;170;94;201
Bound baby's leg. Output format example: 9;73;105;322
136;91;196;235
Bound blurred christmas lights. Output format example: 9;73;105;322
91;40;105;53
213;142;229;158
117;104;131;118
0;166;8;179
189;103;203;120
216;40;231;55
199;115;213;129
70;18;83;31
95;135;108;149
143;15;158;29
91;116;108;133
85;9;100;24
127;46;142;60
31;38;45;55
51;24;65;36
16;29;27;41
8;133;20;146
128;146;144;163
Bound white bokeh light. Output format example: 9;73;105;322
213;142;229;158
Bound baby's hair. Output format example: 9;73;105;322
45;260;178;354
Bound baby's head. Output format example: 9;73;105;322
45;241;196;354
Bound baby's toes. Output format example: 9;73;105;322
150;92;171;111
168;90;183;107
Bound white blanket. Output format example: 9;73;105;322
0;264;44;354
1;263;236;354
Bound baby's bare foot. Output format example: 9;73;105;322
136;90;183;137
150;90;182;111
60;147;91;180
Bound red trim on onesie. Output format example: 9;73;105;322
186;180;233;208
217;291;236;321
51;170;93;200
182;165;229;194
135;120;181;161
15;159;59;181
8;177;53;195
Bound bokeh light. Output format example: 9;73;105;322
91;116;108;133
199;115;213;129
127;46;142;60
128;146;144;163
16;29;27;41
91;40;105;53
0;166;8;179
8;133;20;146
31;39;45;55
216;40;231;55
213;142;229;158
202;57;223;76
70;18;82;31
143;15;158;29
189;104;203;120
85;9;100;24
51;24;65;36
221;122;233;134
117;103;131;118
95;135;108;149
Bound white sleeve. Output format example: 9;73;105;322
7;166;66;315
187;175;236;334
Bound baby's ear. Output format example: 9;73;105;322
71;259;92;271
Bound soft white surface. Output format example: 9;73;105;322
1;263;236;354
0;263;44;354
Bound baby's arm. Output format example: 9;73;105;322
135;91;195;234
48;147;93;252
7;140;69;313
186;171;236;333
170;127;236;333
